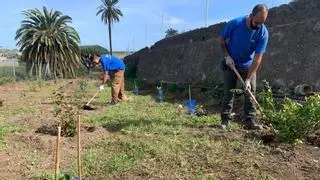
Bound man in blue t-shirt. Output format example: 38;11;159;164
220;4;269;130
93;53;127;105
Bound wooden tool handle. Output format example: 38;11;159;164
231;65;245;85
189;84;192;102
231;66;263;112
85;90;100;106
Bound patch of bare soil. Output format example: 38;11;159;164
35;123;98;136
3;125;109;179
191;127;320;179
0;148;24;179
306;130;320;147
245;126;278;143
259;144;320;179
0;80;110;179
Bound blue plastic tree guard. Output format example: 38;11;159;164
185;99;197;115
157;88;164;103
133;85;139;95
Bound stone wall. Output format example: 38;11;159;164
124;0;320;89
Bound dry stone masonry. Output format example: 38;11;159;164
124;0;320;90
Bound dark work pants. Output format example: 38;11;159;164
220;67;256;123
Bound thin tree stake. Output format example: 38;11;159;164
55;126;61;180
77;115;82;179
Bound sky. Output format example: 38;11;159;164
0;0;291;51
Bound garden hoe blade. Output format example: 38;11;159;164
83;104;95;111
83;90;100;111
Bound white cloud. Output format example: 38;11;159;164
164;17;185;25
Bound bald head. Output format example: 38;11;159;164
252;4;268;16
249;4;268;30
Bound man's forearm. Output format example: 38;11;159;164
247;54;263;80
102;72;109;84
220;37;229;57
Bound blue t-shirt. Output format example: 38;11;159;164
220;16;269;68
100;54;125;71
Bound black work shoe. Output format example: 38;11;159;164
243;119;263;130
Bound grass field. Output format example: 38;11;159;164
0;79;319;179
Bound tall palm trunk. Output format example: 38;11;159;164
108;16;112;55
44;62;50;80
38;62;42;80
35;64;39;81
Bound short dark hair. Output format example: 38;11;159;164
89;53;100;63
252;4;268;16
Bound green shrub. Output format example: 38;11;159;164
259;80;278;124
0;66;26;81
259;80;320;142
0;77;15;85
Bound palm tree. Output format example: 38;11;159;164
96;0;123;55
15;7;80;79
165;28;179;38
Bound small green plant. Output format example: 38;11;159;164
79;80;88;91
259;80;278;124
36;173;53;180
196;104;206;116
53;91;78;137
230;88;244;95
36;172;74;180
259;80;320;142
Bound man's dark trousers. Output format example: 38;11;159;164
220;67;256;125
